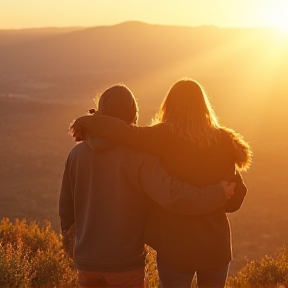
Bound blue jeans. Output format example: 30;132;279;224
157;255;229;288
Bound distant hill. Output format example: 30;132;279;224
1;21;287;136
1;21;287;105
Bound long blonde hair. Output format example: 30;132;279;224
155;78;220;147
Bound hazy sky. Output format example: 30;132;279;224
1;0;288;29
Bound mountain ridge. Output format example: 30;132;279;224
1;21;284;103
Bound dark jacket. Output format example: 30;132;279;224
59;139;228;272
86;116;251;270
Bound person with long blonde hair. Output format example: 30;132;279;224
71;79;252;288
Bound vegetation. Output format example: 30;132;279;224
0;218;78;288
0;218;287;287
228;246;288;288
145;245;160;287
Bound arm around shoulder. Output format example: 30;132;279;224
86;115;169;156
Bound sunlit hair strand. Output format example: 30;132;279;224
154;78;220;147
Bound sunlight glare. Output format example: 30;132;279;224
262;2;288;33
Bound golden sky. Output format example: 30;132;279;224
1;0;288;30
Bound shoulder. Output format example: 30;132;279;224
142;122;171;133
71;141;88;151
131;122;173;146
147;121;175;139
68;141;90;158
219;127;253;171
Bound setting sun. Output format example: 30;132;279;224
261;2;288;33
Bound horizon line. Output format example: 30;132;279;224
0;20;280;31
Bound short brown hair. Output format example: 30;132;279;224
96;84;138;124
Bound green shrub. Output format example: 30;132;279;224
228;246;288;288
0;218;78;288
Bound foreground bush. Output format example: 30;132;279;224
228;246;288;288
1;218;287;288
0;218;78;288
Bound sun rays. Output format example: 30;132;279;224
260;1;288;33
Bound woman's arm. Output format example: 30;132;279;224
72;114;170;156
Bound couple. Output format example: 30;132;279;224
59;78;252;288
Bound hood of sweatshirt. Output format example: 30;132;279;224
86;136;117;152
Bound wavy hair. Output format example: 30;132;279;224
154;78;221;147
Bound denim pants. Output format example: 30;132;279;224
157;255;229;288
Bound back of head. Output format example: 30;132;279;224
97;84;138;124
157;78;219;146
